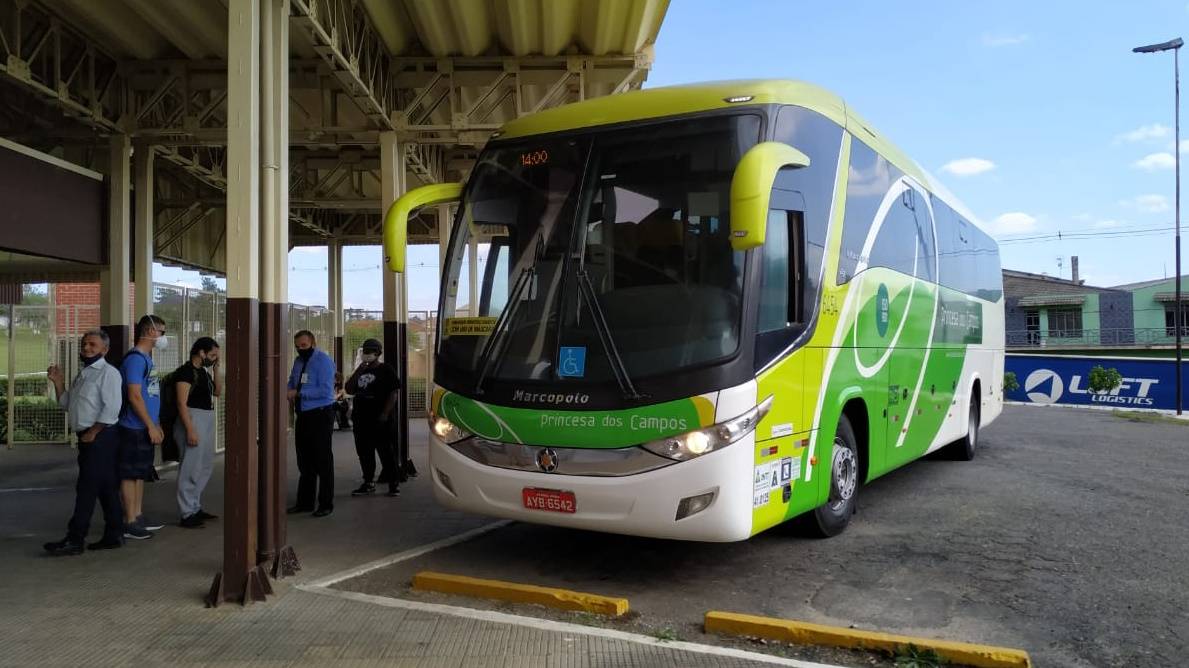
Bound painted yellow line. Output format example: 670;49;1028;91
411;571;629;617
705;611;1031;668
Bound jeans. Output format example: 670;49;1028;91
66;426;124;544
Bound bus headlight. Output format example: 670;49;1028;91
641;396;773;461
429;413;472;444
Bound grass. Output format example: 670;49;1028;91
1112;409;1189;426
892;644;948;668
651;626;681;643
0;327;59;375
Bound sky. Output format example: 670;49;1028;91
156;0;1189;307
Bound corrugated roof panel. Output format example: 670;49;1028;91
578;0;668;55
493;0;580;57
364;0;666;57
360;0;417;55
403;0;494;57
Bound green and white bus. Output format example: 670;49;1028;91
384;80;1004;541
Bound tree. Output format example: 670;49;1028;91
200;276;224;294
1087;365;1123;394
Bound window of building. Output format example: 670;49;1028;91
1048;308;1083;338
1165;303;1189;336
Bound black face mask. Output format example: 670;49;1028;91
297;348;314;360
201;358;216;368
80;353;103;367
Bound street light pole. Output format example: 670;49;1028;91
1134;37;1184;415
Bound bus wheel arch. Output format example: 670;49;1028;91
798;404;863;538
944;378;980;461
840;398;870;486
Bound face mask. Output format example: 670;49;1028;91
201;357;216;368
361;353;378;364
297;348;314;360
80;353;103;367
153;334;168;351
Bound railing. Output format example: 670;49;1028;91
1006;327;1189;348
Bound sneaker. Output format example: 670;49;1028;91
386;484;400;497
286;505;314;514
123;524;153;540
138;515;165;532
312;507;334;518
44;539;84;556
179;515;205;529
195;510;218;521
350;483;376;497
87;538;123;550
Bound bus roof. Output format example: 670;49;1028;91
497;79;989;236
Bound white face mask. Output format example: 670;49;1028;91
154;334;169;351
361;353;378;364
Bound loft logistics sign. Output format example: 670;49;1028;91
1005;354;1189;410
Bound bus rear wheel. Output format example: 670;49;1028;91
802;414;858;538
944;393;979;461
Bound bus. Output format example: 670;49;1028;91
383;80;1004;542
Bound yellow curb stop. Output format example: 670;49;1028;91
411;571;629;617
704;611;1031;668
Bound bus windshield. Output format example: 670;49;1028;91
438;113;760;388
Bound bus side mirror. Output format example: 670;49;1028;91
383;182;464;272
729;142;811;251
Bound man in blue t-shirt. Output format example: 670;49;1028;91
118;314;168;540
286;330;338;517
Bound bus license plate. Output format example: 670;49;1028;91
522;488;576;514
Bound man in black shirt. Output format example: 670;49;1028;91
173;337;221;528
345;338;400;497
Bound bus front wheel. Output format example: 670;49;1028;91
802;414;859;538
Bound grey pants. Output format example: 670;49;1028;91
175;407;216;519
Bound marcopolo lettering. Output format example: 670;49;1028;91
512;389;591;405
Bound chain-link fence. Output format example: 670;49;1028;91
340;309;435;416
0;284;459;445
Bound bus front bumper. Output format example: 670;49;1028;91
427;432;756;542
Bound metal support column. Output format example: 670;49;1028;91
328;239;343;369
133;145;155;319
468;235;479;316
100;134;131;363
208;0;269;607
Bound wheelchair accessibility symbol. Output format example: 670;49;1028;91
558;346;587;378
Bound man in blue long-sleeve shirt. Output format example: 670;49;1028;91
286;330;338;517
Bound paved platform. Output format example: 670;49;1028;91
0;423;831;667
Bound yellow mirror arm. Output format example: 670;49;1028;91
383;183;464;273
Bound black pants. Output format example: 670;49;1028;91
295;406;335;510
67;426;124;544
352;411;396;484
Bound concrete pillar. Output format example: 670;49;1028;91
99;134;131;362
208;0;269;607
379;131;412;476
328;239;343;369
133;145;154;319
256;0;294;579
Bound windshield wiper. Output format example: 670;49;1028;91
473;265;533;394
576;269;642;400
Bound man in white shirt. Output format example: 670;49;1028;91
43;329;125;556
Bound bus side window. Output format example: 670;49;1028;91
758;209;805;332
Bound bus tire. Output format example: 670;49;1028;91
944;393;979;461
801;414;859;538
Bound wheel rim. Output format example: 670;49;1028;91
828;437;857;511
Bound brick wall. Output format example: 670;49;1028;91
52;282;136;334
